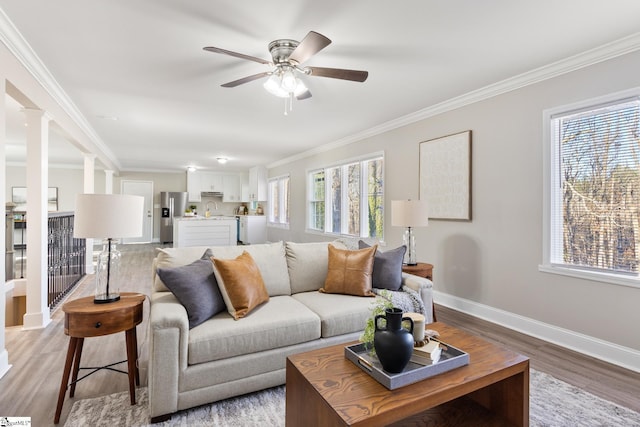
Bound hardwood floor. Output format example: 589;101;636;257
1;243;639;426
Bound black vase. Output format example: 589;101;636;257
374;307;415;373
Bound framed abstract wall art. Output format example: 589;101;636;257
419;130;472;221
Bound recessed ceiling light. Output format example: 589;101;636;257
217;157;228;164
187;166;196;172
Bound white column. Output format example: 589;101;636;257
22;108;52;329
82;153;96;274
104;169;114;194
0;76;12;377
83;153;95;193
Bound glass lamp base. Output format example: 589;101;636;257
402;227;417;265
96;239;121;305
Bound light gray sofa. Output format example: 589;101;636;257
148;240;433;422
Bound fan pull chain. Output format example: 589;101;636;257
284;93;294;116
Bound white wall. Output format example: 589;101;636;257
268;50;640;366
6;167;188;242
5;165;105;212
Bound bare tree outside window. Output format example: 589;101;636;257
347;163;360;235
368;158;384;238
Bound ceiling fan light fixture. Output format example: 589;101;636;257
263;74;289;98
281;67;297;92
293;78;307;96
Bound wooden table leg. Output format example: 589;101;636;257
125;328;138;405
54;337;78;424
132;326;140;386
69;338;84;398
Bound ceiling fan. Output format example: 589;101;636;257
203;31;368;113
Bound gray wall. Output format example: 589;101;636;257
268;50;640;355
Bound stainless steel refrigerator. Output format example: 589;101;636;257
160;191;188;243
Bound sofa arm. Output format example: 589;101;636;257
401;272;434;323
148;292;190;419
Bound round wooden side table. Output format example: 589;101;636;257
54;292;145;424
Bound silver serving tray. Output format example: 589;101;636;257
344;339;470;390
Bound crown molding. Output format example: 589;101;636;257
0;8;121;172
269;32;640;169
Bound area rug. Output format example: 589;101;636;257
64;369;640;426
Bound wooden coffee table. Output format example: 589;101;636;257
286;322;529;426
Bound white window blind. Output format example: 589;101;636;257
548;94;640;276
268;174;290;227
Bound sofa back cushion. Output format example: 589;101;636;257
286;241;346;294
153;241;291;296
154;246;212;292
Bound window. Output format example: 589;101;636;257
308;154;384;238
543;89;640;286
268;174;290;227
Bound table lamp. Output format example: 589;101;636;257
391;199;429;266
74;193;144;303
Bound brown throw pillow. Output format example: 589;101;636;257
212;251;269;320
320;244;377;297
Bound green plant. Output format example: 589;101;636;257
359;290;393;355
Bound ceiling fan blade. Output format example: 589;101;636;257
296;89;312;100
307;66;368;82
288;31;331;65
203;46;271;65
221;72;270;88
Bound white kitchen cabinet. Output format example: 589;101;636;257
238;215;267;244
200;172;224;192
247;166;267;202
187;170;202;202
222;174;241;202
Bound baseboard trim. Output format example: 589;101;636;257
434;290;640;373
0;350;11;380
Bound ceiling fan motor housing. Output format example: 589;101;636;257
268;39;300;64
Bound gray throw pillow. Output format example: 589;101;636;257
358;241;406;291
157;249;225;328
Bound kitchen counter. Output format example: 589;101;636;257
180;215;237;220
173;216;237;247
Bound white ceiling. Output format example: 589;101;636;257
2;1;640;173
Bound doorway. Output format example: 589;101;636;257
121;180;153;243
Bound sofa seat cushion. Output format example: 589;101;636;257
187;295;320;365
292;291;375;338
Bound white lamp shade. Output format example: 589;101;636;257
74;193;144;238
391;200;429;227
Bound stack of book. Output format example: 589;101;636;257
411;340;442;365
